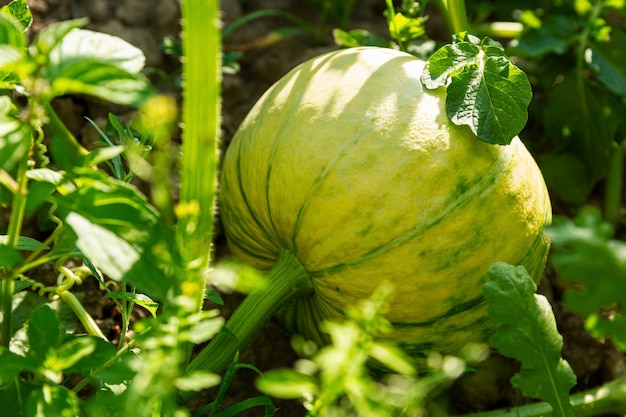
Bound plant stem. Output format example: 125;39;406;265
384;0;406;51
433;0;469;35
177;0;220;309
461;374;626;417
604;141;623;226
447;0;469;33
2;147;30;347
57;289;107;340
181;248;312;402
474;21;523;39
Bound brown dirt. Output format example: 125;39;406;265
8;0;625;416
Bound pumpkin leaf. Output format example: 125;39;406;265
421;32;532;145
484;263;577;417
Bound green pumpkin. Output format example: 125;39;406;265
218;46;551;360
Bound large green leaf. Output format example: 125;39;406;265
484;263;577;417
40;27;152;105
421;32;532;145
47;28;146;75
50;60;152;106
54;172;178;299
27;304;62;363
32;18;87;56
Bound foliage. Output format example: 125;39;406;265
0;1;228;415
1;0;626;416
256;283;466;416
508;0;626;208
548;207;626;350
484;263;577;417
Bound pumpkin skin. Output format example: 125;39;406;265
219;46;552;358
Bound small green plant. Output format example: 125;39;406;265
256;283;468;416
0;0;238;415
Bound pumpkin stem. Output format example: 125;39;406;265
181;248;312;401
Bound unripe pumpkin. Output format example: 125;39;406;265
219;46;551;359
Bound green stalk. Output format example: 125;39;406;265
474;21;523;39
604;141;623;226
57;290;107;339
462;374;626;417
433;0;469;35
2;148;30;347
177;0;220;308
447;0;469;33
181;248;312;402
384;0;406;51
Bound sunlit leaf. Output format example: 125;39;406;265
0;118;31;172
59;335;117;373
388;12;426;43
54;172;178;299
33;18;87;56
0;11;27;47
47;28;146;75
25;384;80;417
421;32;531;145
175;371;221;392
106;291;160;317
256;369;318;399
50;60;153;106
0;0;32;31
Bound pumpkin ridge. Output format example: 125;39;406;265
308;146;514;276
265;70;318;251
289;126;388;257
232;133;275;255
390;294;485;328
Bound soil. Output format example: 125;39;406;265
6;0;625;416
